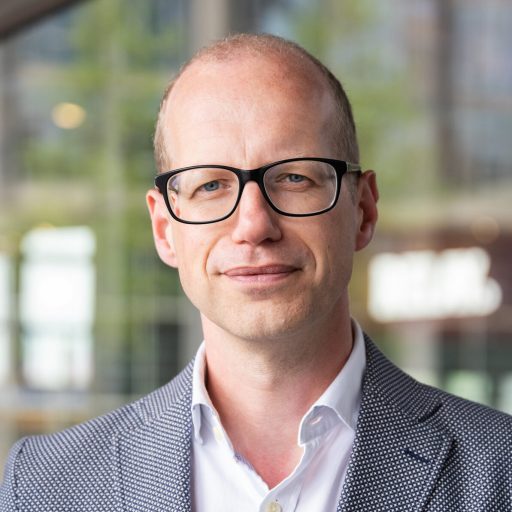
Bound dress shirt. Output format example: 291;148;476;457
191;320;366;512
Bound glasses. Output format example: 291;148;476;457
154;157;361;225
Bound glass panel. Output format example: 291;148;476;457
0;0;189;473
19;227;95;390
1;0;511;476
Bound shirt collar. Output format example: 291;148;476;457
191;319;366;444
298;319;366;444
191;342;214;443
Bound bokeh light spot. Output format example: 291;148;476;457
52;102;86;129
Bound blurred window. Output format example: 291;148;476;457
19;227;95;390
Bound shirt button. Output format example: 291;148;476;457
266;501;282;512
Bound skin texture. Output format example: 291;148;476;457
147;51;379;487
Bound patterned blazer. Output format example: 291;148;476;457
1;335;511;511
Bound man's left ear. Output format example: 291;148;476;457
355;170;379;251
146;188;178;268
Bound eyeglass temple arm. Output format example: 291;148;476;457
346;162;362;174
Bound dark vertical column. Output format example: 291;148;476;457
0;38;20;202
435;0;463;185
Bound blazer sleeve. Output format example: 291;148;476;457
0;438;27;512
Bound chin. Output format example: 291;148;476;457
215;300;315;342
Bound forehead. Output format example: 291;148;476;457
179;48;326;93
162;53;337;165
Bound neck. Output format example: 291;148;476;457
200;304;353;487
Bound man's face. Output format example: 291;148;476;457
148;55;377;342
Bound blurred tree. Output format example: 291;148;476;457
16;0;185;393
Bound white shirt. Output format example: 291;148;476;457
191;320;366;512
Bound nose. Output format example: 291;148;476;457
231;182;282;245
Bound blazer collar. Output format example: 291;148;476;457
337;334;453;512
113;365;194;512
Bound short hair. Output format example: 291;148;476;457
154;33;359;173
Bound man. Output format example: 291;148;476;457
1;34;510;512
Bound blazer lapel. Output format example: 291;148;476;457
337;336;453;512
113;388;193;512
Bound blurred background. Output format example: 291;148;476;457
1;0;511;473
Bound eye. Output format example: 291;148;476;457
286;174;306;183
201;180;220;192
273;172;309;184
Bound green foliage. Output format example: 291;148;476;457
17;0;185;340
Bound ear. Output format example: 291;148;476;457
355;170;379;251
146;188;178;268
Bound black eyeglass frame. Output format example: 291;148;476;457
154;157;362;225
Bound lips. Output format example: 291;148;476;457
221;265;300;285
223;265;298;277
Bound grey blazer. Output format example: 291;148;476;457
1;335;511;511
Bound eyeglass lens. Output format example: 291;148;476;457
167;159;338;223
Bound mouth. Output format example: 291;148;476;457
223;265;299;283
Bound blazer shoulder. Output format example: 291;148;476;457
364;333;512;440
36;359;192;448
421;381;512;445
0;362;194;510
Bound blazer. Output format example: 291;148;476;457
1;335;511;511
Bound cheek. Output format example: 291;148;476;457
315;213;356;278
173;229;214;284
170;231;191;280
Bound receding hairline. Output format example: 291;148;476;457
154;33;359;173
